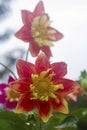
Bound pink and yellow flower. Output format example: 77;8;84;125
0;76;20;110
10;53;81;122
15;1;63;57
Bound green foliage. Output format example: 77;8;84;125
55;108;87;130
0;110;29;130
0;108;87;130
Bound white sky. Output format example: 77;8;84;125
0;0;87;79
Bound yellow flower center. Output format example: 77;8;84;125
30;69;64;101
6;88;20;102
31;15;56;46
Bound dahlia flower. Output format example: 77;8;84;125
15;1;63;57
10;53;81;122
0;76;20;110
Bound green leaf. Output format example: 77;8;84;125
41;112;67;130
56;116;78;129
0;110;29;130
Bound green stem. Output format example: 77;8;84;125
0;62;17;79
39;117;42;130
25;47;29;61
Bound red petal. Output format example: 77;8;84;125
35;52;51;73
21;10;33;25
16;93;36;113
50;97;69;114
37;101;52;122
67;85;83;101
51;62;67;78
10;80;30;93
34;1;44;16
48;27;64;41
16;59;36;79
55;78;79;96
15;26;31;42
41;46;52;58
8;76;15;83
29;41;40;57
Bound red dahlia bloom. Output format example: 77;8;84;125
15;1;63;57
10;53;81;122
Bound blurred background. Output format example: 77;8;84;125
0;0;87;82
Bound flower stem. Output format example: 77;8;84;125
39;117;42;130
25;47;29;61
0;62;17;79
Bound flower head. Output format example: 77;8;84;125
10;53;81;122
15;1;63;57
0;76;20;110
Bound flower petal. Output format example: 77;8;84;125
0;84;7;90
15;93;36;113
41;46;52;58
16;59;36;79
34;1;44;16
51;62;67;78
15;26;31;42
21;10;33;25
47;27;64;41
35;52;51;73
10;80;30;93
0;95;6;103
51;97;69;114
37;101;52;122
4;100;17;110
29;40;40;57
8;76;15;83
55;79;79;96
67;85;83;101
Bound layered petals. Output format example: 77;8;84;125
35;52;50;73
0;76;19;110
67;85;83;101
10;80;30;93
54;79;79;96
10;53;82;122
15;93;36;113
16;59;36;79
15;1;63;57
50;97;69;114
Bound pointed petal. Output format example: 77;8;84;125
29;41;40;57
21;10;33;25
51;62;67;78
47;27;64;41
15;26;31;42
35;52;51;73
55;78;79;96
37;101;52;122
67;85;83;101
34;1;44;16
10;80;30;93
41;46;52;58
8;76;15;83
51;98;69;114
16;59;36;79
15;93;36;113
